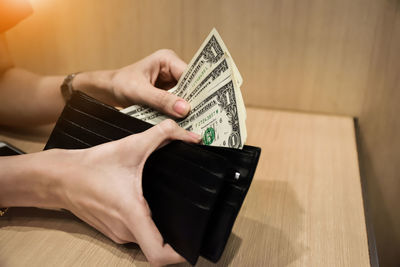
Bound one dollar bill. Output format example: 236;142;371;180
122;28;247;149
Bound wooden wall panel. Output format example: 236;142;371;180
6;0;384;116
6;0;184;73
358;1;400;266
180;0;383;116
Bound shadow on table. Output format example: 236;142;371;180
0;180;306;266
0;207;145;264
174;180;307;267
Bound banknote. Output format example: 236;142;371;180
123;29;242;118
177;78;245;148
174;28;242;99
121;28;247;148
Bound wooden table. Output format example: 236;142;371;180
0;108;371;266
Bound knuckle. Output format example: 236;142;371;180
156;48;175;57
147;254;163;267
159;119;178;135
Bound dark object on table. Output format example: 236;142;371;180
0;141;25;156
44;91;261;265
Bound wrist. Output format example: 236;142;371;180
72;70;116;104
0;149;77;210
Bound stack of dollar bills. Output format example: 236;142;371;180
121;29;247;149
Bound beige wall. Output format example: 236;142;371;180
7;0;386;116
5;0;400;265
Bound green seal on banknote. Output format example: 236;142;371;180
203;127;215;145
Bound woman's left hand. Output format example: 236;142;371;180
73;49;190;118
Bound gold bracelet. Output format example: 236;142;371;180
0;207;9;216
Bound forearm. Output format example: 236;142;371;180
0;33;115;127
0;68;114;127
0;149;72;209
0;68;64;126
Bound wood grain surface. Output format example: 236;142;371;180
0;108;370;266
5;0;387;116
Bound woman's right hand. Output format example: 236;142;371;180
0;116;199;265
59;120;200;266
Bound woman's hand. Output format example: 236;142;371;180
0;120;201;266
0;48;189;126
74;49;190;118
61;51;193;266
60;120;200;266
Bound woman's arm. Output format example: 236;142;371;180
0;119;200;266
0;67;65;126
0;32;197;265
0;33;64;125
0;34;190;127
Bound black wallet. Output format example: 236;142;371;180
44;91;261;265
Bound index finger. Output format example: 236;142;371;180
155;49;188;82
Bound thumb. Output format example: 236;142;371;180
139;84;190;118
138;119;201;156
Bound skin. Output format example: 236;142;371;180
0;33;198;266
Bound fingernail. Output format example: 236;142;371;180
173;100;189;116
189;131;202;141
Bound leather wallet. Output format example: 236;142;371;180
44;91;261;265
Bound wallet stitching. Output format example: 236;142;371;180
148;157;219;195
76;92;158;128
69;94;153;132
148;170;217;208
61;118;113;142
150;179;211;211
148;151;219;201
69;100;234;181
62;107;131;144
69;98;236;178
67;104;135;136
148;152;219;194
77;92;120;111
60;108;222;208
63;108;228;189
54;128;91;147
151;145;229;180
64;106;229;194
